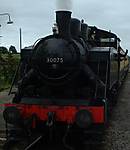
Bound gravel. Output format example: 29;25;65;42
103;74;130;150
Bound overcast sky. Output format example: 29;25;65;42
0;0;130;55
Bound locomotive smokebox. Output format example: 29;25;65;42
56;11;72;39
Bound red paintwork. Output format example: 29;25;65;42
4;103;105;124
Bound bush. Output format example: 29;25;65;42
0;53;20;91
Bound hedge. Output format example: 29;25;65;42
0;53;20;91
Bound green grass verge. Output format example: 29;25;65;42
0;80;10;92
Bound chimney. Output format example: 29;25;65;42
56;11;72;39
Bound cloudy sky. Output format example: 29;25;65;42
0;0;130;54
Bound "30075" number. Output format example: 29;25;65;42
46;57;64;63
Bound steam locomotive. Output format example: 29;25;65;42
3;11;129;149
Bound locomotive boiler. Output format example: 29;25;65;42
3;10;129;150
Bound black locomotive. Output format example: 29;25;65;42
3;11;129;149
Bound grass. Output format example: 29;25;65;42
0;80;10;92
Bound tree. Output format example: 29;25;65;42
9;45;17;54
0;46;8;54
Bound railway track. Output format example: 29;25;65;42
21;128;106;150
0;129;106;150
0;130;6;150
